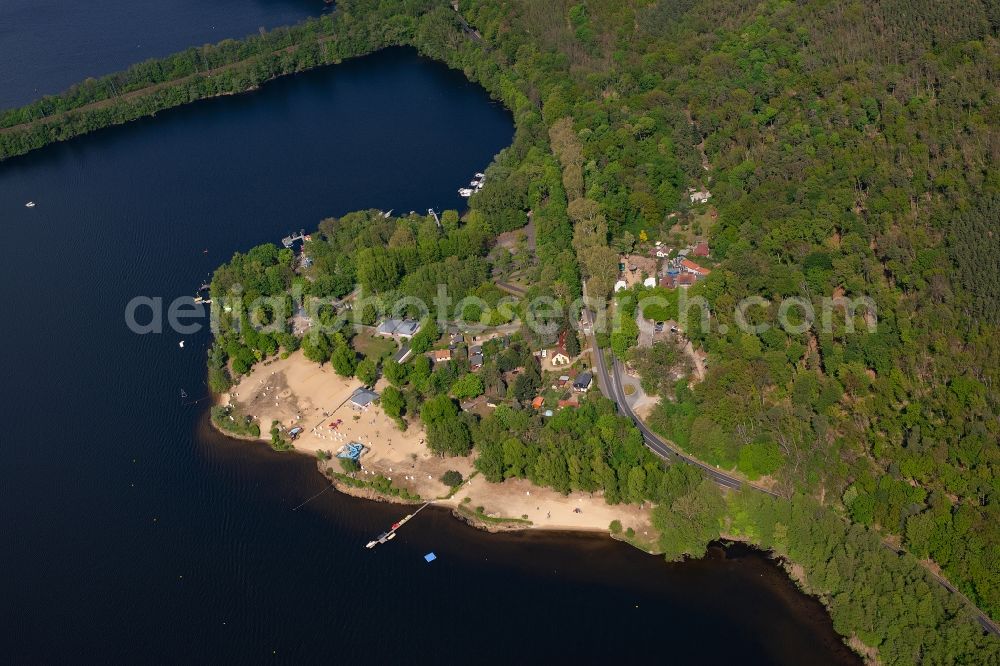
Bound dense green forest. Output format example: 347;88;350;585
0;7;420;160
5;0;997;660
452;0;999;630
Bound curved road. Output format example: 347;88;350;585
582;306;1000;636
583;307;778;496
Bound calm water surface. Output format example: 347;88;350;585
0;0;323;109
0;9;859;664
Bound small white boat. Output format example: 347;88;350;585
474;172;485;178
25;201;35;208
470;180;481;187
458;188;474;197
179;340;185;348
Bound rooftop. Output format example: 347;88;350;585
350;387;380;407
680;258;711;275
377;318;420;337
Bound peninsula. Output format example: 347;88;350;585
4;0;996;662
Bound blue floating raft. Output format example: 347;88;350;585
424;552;437;563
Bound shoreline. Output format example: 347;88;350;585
213;407;642;539
214;349;658;537
205;402;869;662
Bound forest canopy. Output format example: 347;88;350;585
6;0;997;660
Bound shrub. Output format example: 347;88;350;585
441;470;464;487
736;441;784;480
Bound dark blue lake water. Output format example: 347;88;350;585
0;5;858;664
0;0;324;109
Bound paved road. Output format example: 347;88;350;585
584;307;778;495
583;306;1000;636
581;306;775;493
451;4;485;44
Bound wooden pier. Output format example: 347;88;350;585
281;229;306;248
366;501;432;549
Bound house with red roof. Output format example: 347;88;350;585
677;273;697;287
680;258;711;277
549;330;571;365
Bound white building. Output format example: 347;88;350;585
376;318;420;339
689;190;711;204
551;351;570;365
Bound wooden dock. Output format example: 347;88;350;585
366;501;432;549
281;229;306;248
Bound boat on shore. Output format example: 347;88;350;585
458;187;474;197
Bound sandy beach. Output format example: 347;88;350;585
446;477;654;538
221;350;655;539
